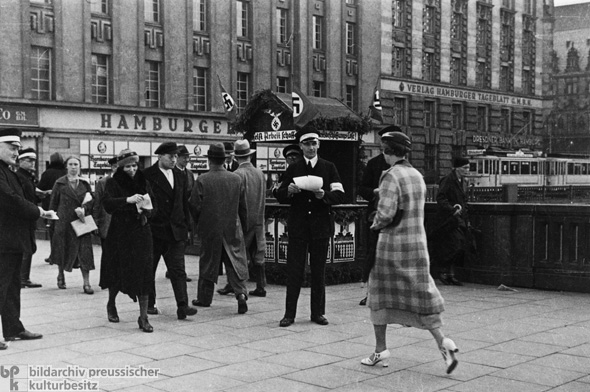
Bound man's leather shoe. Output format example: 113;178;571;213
439;273;452;286
6;330;43;341
191;299;210;307
248;288;266;297
217;285;234;295
0;342;6;350
177;305;198;320
21;280;42;288
448;276;463;286
237;294;248;314
165;271;192;282
311;315;329;325
359;297;367;306
147;307;159;315
279;317;294;327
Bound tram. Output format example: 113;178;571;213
465;149;590;187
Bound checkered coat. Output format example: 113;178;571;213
368;160;445;314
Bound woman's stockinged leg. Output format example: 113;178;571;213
429;327;445;347
81;269;90;286
374;324;387;353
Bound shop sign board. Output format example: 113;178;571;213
472;134;542;148
253;130;358;142
0;105;38;127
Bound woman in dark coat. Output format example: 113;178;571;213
100;149;155;333
49;156;95;293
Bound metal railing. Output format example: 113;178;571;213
426;185;590;204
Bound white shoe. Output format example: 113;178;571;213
361;349;390;367
440;338;459;374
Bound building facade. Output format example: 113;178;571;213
0;0;381;188
376;0;553;183
548;2;590;155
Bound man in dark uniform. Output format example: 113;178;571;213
0;128;46;349
16;148;43;288
275;125;345;327
143;142;197;320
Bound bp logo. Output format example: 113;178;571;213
0;365;24;391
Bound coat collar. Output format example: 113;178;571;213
147;163;175;197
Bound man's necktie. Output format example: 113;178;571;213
307;161;313;173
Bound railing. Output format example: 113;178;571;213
427;185;590;204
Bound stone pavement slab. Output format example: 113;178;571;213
2;240;590;392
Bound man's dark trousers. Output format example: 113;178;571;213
0;253;25;338
149;238;188;308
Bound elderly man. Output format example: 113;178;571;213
144;142;197;320
191;143;249;314
0;128;48;349
275;125;345;327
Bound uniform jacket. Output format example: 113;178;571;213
369;160;445;314
0;161;40;254
49;176;95;271
234;162;266;264
358;153;389;215
143;162;190;242
191;167;248;282
91;174;112;239
275;157;345;239
16;168;40;245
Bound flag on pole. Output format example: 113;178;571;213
369;85;383;123
292;86;320;128
217;75;237;122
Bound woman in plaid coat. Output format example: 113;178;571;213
362;131;459;374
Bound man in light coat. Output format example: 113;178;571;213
191;143;249;313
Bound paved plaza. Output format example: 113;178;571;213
2;239;590;391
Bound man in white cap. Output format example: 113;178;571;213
0;128;49;349
275;124;345;327
16;148;43;288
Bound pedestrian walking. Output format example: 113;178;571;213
99;149;156;332
362;131;458;374
274;125;345;327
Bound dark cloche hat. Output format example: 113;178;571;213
155;142;180;155
18;148;37;160
107;157;118;166
116;149;139;167
378;124;403;137
381;131;412;151
0;128;22;147
452;157;470;168
177;145;190;156
205;143;228;159
282;144;302;158
295;125;319;143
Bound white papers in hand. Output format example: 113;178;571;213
136;194;153;212
45;210;59;220
293;176;323;191
82;192;93;205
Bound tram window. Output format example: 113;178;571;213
501;161;509;174
583;164;588;175
509;161;519;174
469;162;477;172
484;160;489;174
521;161;530;174
477;161;483;174
531;162;538;174
575;164;582;175
493;160;499;174
568;163;574;175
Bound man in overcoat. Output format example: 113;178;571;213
275;125;345;327
0;128;45;349
143;142;197;320
171;145;194;282
233;139;267;297
190;143;249;314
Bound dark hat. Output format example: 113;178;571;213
223;142;235;154
205;143;228;159
18;148;37;160
282;144;302;158
381;131;412;151
177;145;190;156
378;124;402;137
107;157;118;166
295;125;319;143
116;149;139;167
0;128;22;147
234;139;256;156
154;142;180;155
452;157;470;168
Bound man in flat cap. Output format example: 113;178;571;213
275;125;345;327
432;156;471;286
143;141;197;319
15;148;43;288
190;142;249;314
357;125;400;305
0;128;48;349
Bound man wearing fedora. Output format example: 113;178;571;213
0;128;48;349
143;142;197;320
190;142;249;314
16;148;43;289
275;125;345;327
223;142;239;172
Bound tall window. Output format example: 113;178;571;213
312;16;323;50
423;52;434;81
237;0;250;38
424;144;437;172
522;69;531;94
392;47;404;77
476;62;486;88
452;103;463;129
312;81;325;97
144;0;160;23
31;46;52;100
501;108;512;133
393;97;406;126
145;61;160;107
423;5;435;34
500;66;511;91
90;0;109;14
523;0;533;14
393;0;405;28
522;110;533;134
424;100;436;128
477;106;488;132
91;54;109;104
276;77;289;93
451;57;462;85
236;72;250;111
193;67;207;111
277;8;288;44
345;85;357;111
193;0;207;31
451;6;463;41
346;23;356;55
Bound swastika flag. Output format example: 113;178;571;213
292;87;320;128
218;75;237;122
